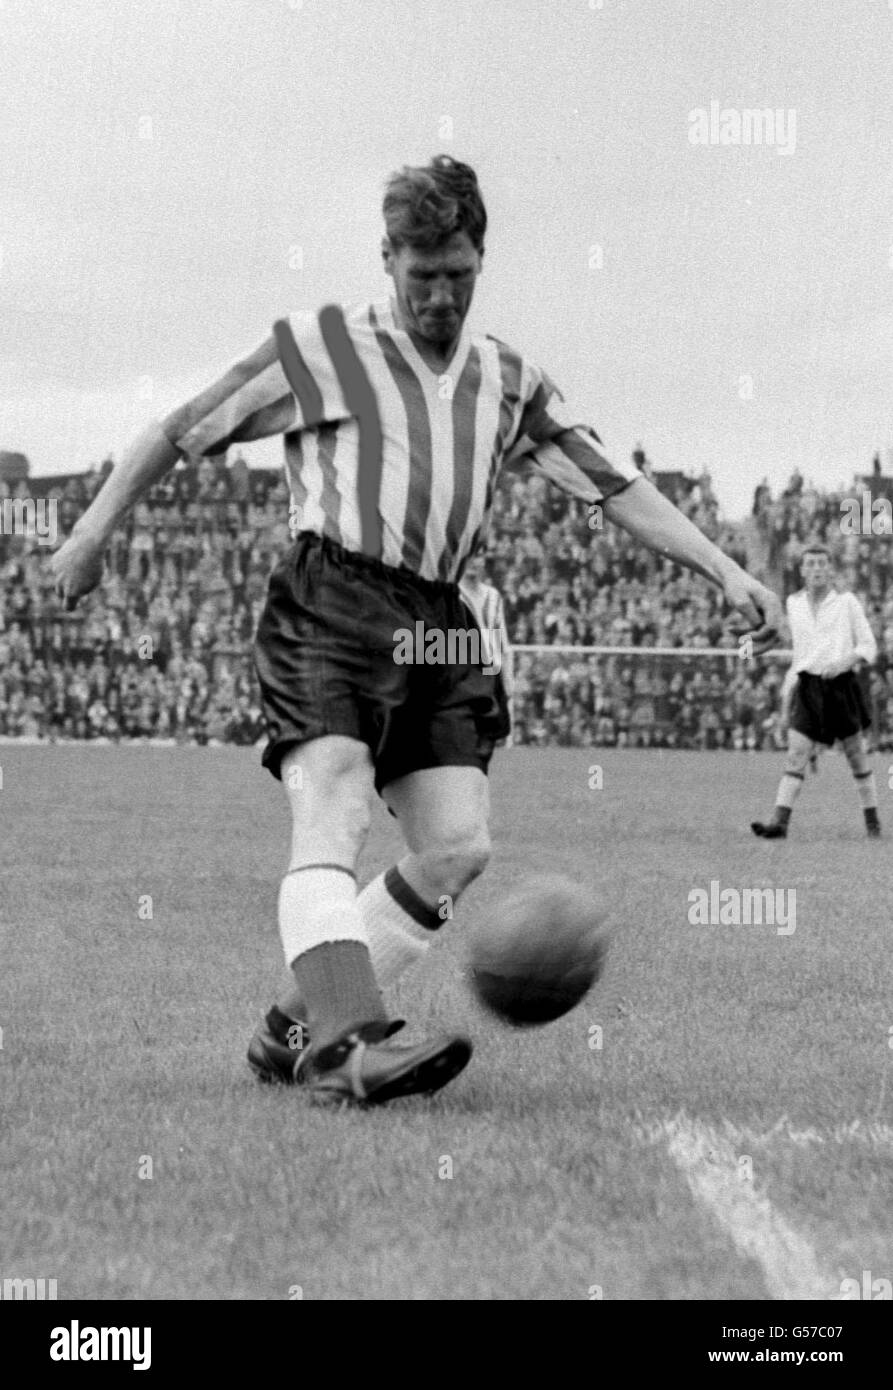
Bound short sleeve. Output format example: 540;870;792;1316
160;311;352;459
160;337;296;459
503;364;639;502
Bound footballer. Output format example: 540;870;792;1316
752;544;880;839
52;155;782;1106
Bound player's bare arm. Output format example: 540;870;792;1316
50;420;180;608
603;474;783;652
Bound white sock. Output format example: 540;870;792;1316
854;771;878;811
278;864;365;968
357;865;444;987
776;772;805;810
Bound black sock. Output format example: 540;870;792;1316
265;1004;296;1045
771;806;792;828
865;807;880;828
293;940;387;1051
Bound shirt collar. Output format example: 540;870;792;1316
801;586;837;606
379;296;473;368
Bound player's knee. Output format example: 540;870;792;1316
282;738;373;855
421;825;491;896
287;735;370;785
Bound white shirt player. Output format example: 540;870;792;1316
785;587;877;681
459;571;511;691
459;565;514;746
780;586;877;720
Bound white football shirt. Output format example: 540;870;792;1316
786;587;877;678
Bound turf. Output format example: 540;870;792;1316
1;745;891;1299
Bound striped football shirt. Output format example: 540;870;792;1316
160;298;639;582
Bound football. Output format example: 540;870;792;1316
468;875;609;1026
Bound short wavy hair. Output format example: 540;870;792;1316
383;155;486;253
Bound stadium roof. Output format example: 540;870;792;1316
0;450;30;480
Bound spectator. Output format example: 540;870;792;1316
3;458;891;750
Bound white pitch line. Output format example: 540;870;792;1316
716;1119;893;1151
659;1116;840;1301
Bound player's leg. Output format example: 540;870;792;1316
319;574;501;1000
271;765;490;1018
251;733;471;1100
248;535;474;1099
363;765;492;988
250;733;384;1073
276;734;386;1044
350;581;504;992
839;731;881;837
751;728;813;838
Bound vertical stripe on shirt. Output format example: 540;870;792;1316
273;319;325;427
316;423;342;544
466;341;523;561
370;306;434;572
439;345;482;579
318;303;383;559
284;431;309;535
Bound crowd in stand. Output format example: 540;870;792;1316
2;452;893;750
0;456;280;745
491;461;893;750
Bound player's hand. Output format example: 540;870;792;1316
50;530;105;610
723;570;782;656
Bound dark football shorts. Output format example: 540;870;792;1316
790;669;871;746
254;532;510;792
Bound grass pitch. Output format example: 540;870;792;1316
1;744;891;1300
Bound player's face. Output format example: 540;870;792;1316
801;552;831;592
383;231;482;348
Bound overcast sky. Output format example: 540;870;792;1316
2;0;892;516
